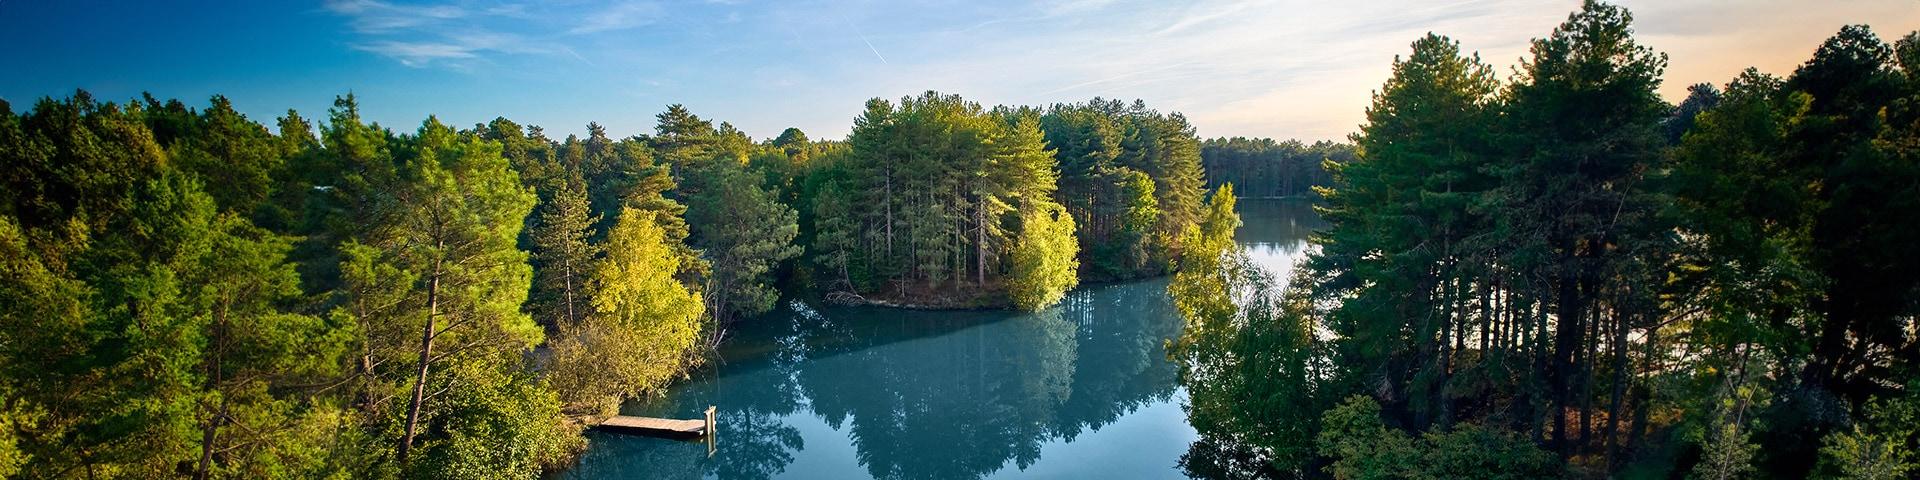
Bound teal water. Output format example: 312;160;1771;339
560;199;1323;480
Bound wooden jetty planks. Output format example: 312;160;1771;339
592;406;717;441
596;415;705;437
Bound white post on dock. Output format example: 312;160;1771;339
705;405;717;457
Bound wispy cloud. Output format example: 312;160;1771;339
1154;0;1271;36
325;0;601;68
324;0;467;32
1043;0;1119;16
570;1;665;34
352;41;478;67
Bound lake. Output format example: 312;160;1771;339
560;199;1324;479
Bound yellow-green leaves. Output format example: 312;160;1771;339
548;209;705;414
1008;202;1080;311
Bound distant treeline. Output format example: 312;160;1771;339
1200;137;1353;198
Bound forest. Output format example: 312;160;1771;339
2;0;1917;479
1167;2;1920;479
1200;137;1349;199
0;77;1252;476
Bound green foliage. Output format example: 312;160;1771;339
1691;408;1759;480
1168;184;1242;337
810;91;1075;307
1200;137;1351;199
0;90;729;478
14;7;1915;477
326;114;551;470
1318;396;1423;480
548;209;707;414
1817;427;1914;480
687;161;800;319
1815;394;1920;479
161;95;285;218
808;179;858;291
1311;31;1506;430
1665;23;1920;474
1317;396;1560;480
1040;98;1207;281
529;175;600;328
0;94;363;478
0;410;23;478
404;361;581;480
1170;184;1332;475
1285;4;1920;479
1007;202;1079;310
641;105;800;322
187;214;351;478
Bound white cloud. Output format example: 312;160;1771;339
324;0;467;32
352;41;479;67
1153;0;1273;37
569;1;665;34
326;0;608;68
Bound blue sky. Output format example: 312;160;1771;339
2;1;1915;142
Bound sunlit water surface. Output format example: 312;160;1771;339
559;199;1324;479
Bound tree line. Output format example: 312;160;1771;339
1200;137;1352;199
0;83;1219;477
1169;2;1920;479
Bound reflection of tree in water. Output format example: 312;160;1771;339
1231;200;1325;246
698;311;810;480
710;408;805;480
1047;282;1184;441
800;308;1077;479
562;283;1194;480
1180;435;1293;480
561;307;814;480
565;431;704;478
788;280;1188;480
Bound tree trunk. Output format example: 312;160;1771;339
563;260;576;326
884;174;895;259
1604;306;1631;470
195;306;226;480
1626;326;1658;451
1552;252;1581;455
399;257;441;464
975;205;987;285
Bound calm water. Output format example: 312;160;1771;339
561;199;1324;480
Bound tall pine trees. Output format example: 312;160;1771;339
808;92;1079;309
1041;99;1208;281
1312;32;1502;431
327;115;576;473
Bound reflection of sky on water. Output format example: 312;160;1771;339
560;200;1321;480
1235;199;1326;287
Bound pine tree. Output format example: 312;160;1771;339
1311;32;1501;429
168;96;283;217
530;175;600;328
687;162;800;320
329;116;553;469
187;213;349;478
1499;0;1672;454
810;181;857;291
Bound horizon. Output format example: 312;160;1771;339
2;0;1915;143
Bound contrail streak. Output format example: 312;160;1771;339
838;12;888;65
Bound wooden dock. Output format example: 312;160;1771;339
592;406;716;440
